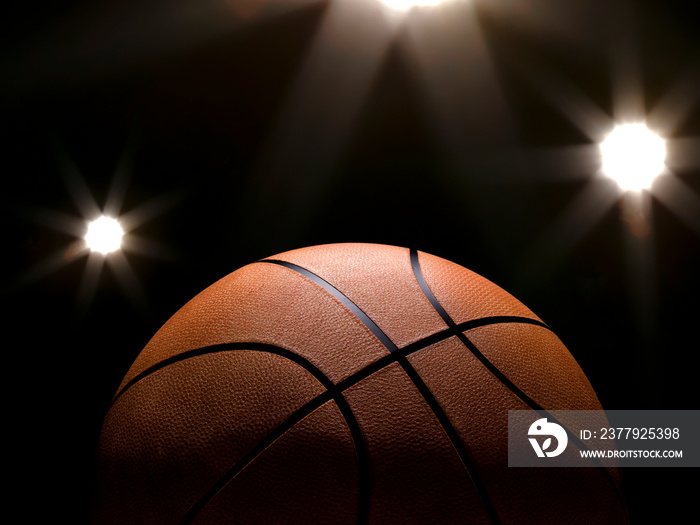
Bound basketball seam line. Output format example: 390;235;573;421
163;343;369;525
109;254;628;522
111;316;548;406
410;250;506;525
112;317;550;408
177;392;332;524
410;249;630;523
108;268;547;524
396;353;503;525
261;257;503;525
409;249;459;330
114;322;541;525
264;259;399;352
410;249;547;413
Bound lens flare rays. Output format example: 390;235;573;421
511;43;699;273
499;1;699;393
15;142;178;317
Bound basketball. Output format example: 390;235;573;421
92;243;627;524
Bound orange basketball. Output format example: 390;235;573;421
92;243;627;524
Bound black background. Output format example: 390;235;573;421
2;0;698;522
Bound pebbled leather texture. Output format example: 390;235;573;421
191;400;359;524
92;242;627;524
94;351;327;524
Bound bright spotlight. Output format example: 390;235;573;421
600;123;666;191
85;215;124;254
380;0;445;11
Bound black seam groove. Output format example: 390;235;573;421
177;391;370;525
396;354;503;525
109;264;550;524
265;259;399;352
410;249;629;523
178;392;332;525
399;359;502;525
109;250;630;522
262;257;503;525
410;249;458;329
113;324;543;524
409;250;503;524
109;342;369;525
410;248;562;413
111;342;335;407
113;317;550;408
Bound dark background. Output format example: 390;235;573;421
2;0;698;522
